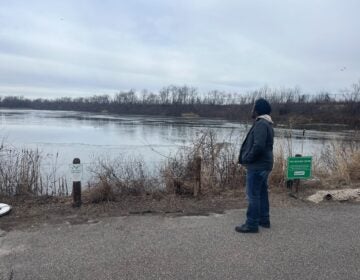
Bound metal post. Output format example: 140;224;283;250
301;129;305;155
72;158;82;207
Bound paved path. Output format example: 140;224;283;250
1;204;360;280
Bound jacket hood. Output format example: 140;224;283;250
257;114;274;124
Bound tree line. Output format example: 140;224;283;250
1;82;359;128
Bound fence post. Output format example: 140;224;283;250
72;158;82;207
194;156;202;197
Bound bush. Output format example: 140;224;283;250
161;129;245;195
88;155;159;197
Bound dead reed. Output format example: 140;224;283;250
0;145;68;196
315;141;360;186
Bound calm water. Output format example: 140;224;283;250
0;109;357;182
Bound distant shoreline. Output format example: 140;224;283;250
0;105;358;131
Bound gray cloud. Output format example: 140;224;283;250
0;0;359;98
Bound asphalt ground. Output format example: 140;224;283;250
1;203;360;280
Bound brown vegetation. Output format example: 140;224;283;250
314;141;360;186
84;130;360;203
0;145;67;196
1;130;359;201
161;130;245;196
85;155;160;202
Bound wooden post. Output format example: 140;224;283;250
72;158;82;207
194;156;202;197
294;154;302;193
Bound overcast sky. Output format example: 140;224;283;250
0;0;359;98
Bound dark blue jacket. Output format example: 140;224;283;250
238;118;274;171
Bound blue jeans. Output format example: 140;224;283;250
245;169;270;229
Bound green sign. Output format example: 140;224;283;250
287;156;312;179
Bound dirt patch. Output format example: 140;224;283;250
0;188;311;231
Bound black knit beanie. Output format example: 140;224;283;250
254;98;271;115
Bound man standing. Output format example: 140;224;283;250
236;98;274;233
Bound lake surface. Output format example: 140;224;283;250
0;109;358;183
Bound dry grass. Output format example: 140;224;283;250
0;145;68;196
85;176;116;203
1;130;359;200
315;141;360;186
87;155;161;202
348;152;360;181
270;143;287;187
87;129;247;200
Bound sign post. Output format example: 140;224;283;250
71;158;82;207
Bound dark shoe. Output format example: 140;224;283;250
259;221;271;228
235;224;258;233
